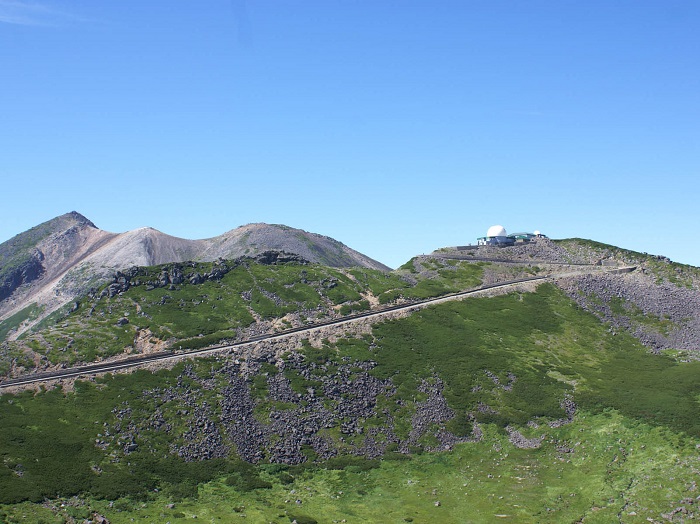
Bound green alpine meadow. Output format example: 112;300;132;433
4;1;698;522
1;216;699;523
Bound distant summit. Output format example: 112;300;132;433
0;212;389;338
200;223;388;271
0;212;101;301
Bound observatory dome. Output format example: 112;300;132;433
487;225;507;238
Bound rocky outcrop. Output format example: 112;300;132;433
253;250;309;266
0;250;45;301
96;253;311;300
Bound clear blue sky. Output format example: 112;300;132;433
1;1;698;268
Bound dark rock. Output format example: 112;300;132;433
0;250;45;301
253;251;309;266
169;266;185;285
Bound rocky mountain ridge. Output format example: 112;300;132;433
0;212;389;338
2;226;700;522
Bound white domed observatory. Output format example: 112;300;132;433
477;224;515;246
486;225;507;238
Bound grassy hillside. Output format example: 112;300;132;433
1;283;699;522
0;256;486;376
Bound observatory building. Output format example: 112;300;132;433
477;225;547;246
477;225;514;246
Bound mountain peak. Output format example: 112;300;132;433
61;211;97;229
0;216;389;337
1;211;96;259
0;211;108;307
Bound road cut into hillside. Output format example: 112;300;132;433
0;266;634;391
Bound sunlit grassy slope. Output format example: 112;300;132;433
1;282;699;523
4;412;696;524
0;258;486;374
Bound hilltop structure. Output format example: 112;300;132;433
477;225;547;246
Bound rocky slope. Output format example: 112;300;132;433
0;212;389;339
553;239;700;354
433;238;700;354
0;212;107;301
2;235;700;523
4;275;700;523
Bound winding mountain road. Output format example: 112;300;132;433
0;265;634;389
